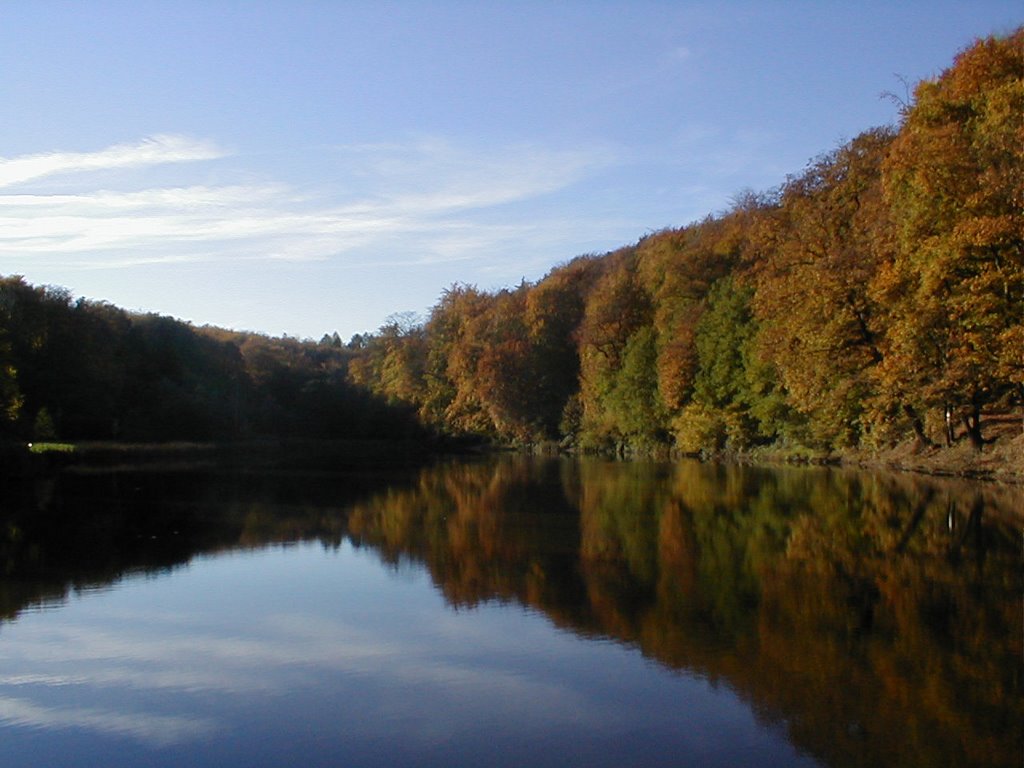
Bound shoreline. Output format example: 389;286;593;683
5;432;1022;486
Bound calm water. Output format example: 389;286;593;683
0;456;1020;767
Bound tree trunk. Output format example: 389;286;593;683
961;404;984;451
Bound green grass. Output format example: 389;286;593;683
27;442;76;454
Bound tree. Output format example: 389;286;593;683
605;326;668;448
873;29;1024;448
692;278;753;410
576;249;654;448
523;257;599;437
418;284;494;434
634;219;739;413
675;276;790;452
0;331;22;430
751;129;897;447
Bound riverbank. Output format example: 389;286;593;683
5;426;1021;486
550;416;1024;487
840;431;1024;484
739;434;1021;487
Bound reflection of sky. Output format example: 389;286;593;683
0;543;820;768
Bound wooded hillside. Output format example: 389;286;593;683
348;29;1023;457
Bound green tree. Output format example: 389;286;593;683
605;326;668;448
576;249;654;449
678;277;787;451
692;278;753;409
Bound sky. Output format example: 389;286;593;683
1;2;1020;341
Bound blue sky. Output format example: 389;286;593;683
1;2;1019;340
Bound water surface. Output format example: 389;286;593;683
0;457;1019;767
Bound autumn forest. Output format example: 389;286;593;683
2;30;1021;459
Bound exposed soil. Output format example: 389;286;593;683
845;412;1024;484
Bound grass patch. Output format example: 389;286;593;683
27;442;76;454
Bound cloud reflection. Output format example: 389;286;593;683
0;552;616;752
0;694;217;747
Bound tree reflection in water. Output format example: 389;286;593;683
347;458;1022;768
1;456;1021;768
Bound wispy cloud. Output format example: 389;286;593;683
0;135;225;189
0;135;616;271
334;137;611;211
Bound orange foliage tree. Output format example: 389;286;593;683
873;29;1023;447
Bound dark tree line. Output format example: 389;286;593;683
0;277;423;443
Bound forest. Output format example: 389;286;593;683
347;30;1023;457
1;30;1021;457
0;278;424;444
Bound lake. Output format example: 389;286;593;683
0;455;1020;767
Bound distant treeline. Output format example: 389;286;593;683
1;31;1020;452
0;280;423;443
349;30;1023;454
